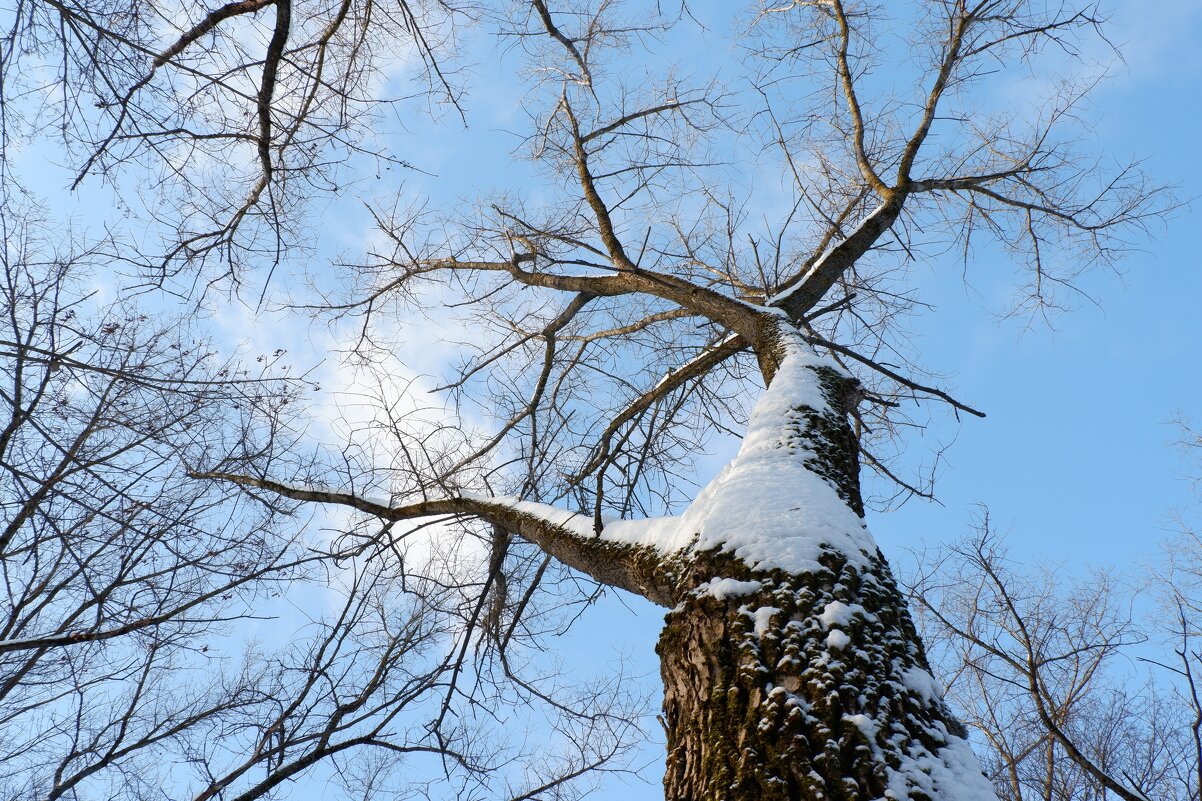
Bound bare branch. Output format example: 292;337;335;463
189;470;678;606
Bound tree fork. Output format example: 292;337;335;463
192;322;994;801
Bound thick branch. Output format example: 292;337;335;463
530;0;591;86
419;254;635;296
256;0;291;179
419;250;762;341
152;0;275;68
831;0;891;198
190;471;677;605
767;198;902;320
553;95;762;337
896;6;969;183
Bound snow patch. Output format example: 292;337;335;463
597;341;877;574
843;703;998;801
844;713;879;740
818;601;857;628
751;606;780;638
460;494;597;540
899;667;942;704
825;629;850;650
698;578;763;600
766;202;890;308
883;734;998;801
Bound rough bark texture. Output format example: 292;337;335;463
655;323;982;801
658;549;969;801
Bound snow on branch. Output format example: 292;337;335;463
189;470;678;605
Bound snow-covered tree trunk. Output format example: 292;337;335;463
648;323;995;801
657;549;986;801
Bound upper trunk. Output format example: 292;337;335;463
652;319;996;801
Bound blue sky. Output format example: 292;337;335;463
870;0;1202;564
8;0;1202;797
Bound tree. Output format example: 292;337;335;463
0;0;1178;800
904;519;1201;801
0;204;647;799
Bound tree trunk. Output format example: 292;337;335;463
657;549;981;801
654;324;994;801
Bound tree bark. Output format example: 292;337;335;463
654;321;992;801
657;550;976;801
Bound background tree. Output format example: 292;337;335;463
905;519;1201;801
902;421;1202;801
0;0;468;279
0;204;645;800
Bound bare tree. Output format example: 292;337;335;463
1152;425;1202;801
0;0;470;280
905;520;1200;801
180;2;1168;799
0;203;646;800
0;0;1181;799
